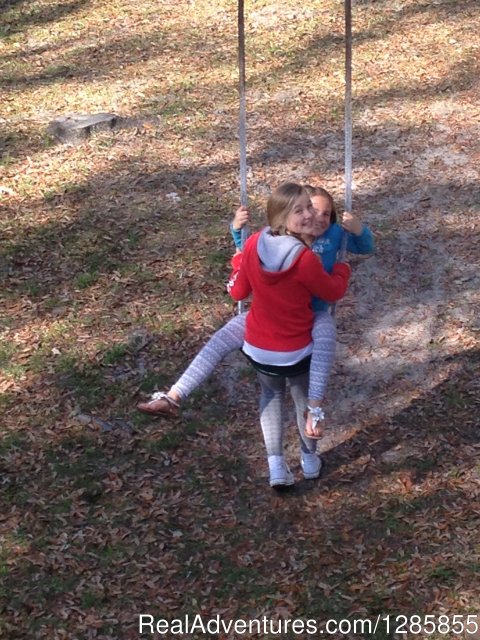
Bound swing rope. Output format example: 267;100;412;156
339;0;353;262
237;0;248;313
238;0;248;217
332;0;352;318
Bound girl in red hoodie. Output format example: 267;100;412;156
225;182;350;487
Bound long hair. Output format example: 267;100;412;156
266;182;309;237
304;184;337;224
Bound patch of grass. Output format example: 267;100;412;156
126;229;141;247
132;267;156;284
80;481;104;504
394;494;435;515
94;543;130;569
0;341;26;378
47;442;105;482
429;564;457;583
29;345;64;374
2;363;26;379
0;343;15;370
0;430;28;455
49;498;74;515
130;411;158;430
181;419;201;437
157;317;185;336
102;342;130;365
0;152;16;168
443;386;467;408
82;249;119;273
42;187;60;202
37;572;79;601
294;584;351;620
55;354;108;410
351;501;411;542
74;270;98;289
409;456;437;472
55;353;80;375
0;393;14;411
137;372;170;393
149;430;183;451
20;278;43;298
216;453;248;478
80;587;106;608
205;248;229;268
62;182;91;197
159;100;189;118
2;479;30;507
42;296;70;312
212;558;269;600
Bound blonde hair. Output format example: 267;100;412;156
267;182;309;237
304;184;337;224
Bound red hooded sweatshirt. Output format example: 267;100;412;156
228;229;351;354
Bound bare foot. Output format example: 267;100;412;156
304;406;325;439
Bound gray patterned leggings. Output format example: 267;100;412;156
257;371;317;456
172;311;336;402
172;313;247;399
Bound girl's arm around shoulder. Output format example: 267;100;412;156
227;249;251;302
300;250;351;303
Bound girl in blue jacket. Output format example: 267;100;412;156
305;185;374;312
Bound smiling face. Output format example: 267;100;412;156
311;194;333;236
285;192;315;237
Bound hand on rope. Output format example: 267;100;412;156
341;211;363;236
232;205;250;233
231;205;250;256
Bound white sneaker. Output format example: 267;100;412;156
268;455;295;487
301;451;322;479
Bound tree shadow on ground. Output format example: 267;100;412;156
1;347;479;636
321;346;479;487
0;122;56;161
359;52;479;107
0;0;89;36
256;346;480;616
2;0;478;161
2;128;478;303
0;154;237;301
0;0;27;12
248;0;480;94
1;31;160;87
0;21;220;89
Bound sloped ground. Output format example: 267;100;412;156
1;0;479;638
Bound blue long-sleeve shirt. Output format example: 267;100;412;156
230;224;246;251
310;223;374;311
230;222;374;312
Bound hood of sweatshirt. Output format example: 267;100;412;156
256;227;306;273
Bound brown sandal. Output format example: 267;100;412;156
137;391;180;417
304;406;325;440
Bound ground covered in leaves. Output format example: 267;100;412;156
1;0;479;638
